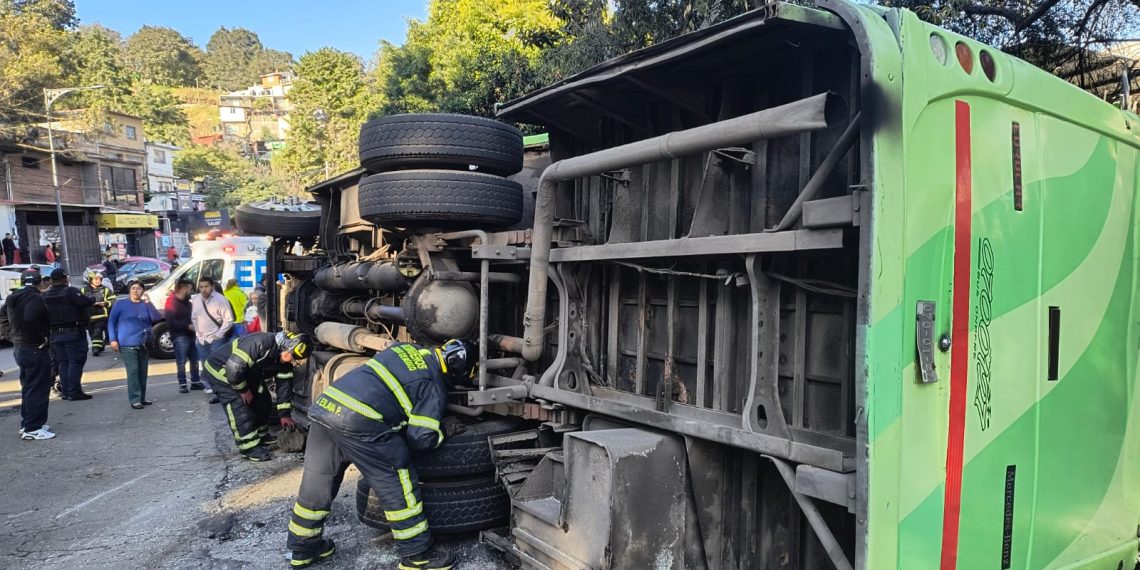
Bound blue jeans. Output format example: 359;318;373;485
50;329;88;398
121;346;149;405
173;334;200;385
198;338;227;365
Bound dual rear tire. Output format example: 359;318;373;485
357;114;525;230
354;416;521;534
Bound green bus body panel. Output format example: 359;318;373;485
835;1;1140;568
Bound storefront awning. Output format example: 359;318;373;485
97;213;159;229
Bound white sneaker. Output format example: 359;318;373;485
203;388;214;394
18;424;50;435
21;428;56;440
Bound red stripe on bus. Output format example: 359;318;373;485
940;100;972;570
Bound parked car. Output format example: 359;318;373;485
0;263;57;275
84;257;171;293
86;256;158;276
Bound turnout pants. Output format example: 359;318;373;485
210;377;273;455
288;422;431;558
88;318;108;354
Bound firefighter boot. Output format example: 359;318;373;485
398;546;455;570
289;537;334;568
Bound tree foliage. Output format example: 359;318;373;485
0;0;74;123
175;145;287;208
372;0;562;117
122;26;203;87
537;0;755;83
274;48;376;187
203;27;293;91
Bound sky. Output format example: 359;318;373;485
74;0;429;61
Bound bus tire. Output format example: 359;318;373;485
412;415;524;479
358;170;523;229
234;201;321;238
356;475;510;535
358;113;523;176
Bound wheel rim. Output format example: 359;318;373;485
158;331;173;353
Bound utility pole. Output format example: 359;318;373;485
44;85;104;274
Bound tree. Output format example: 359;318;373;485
175;145;287;208
119;83;189;145
0;0;73;124
537;0;753;83
204;27;263;91
371;0;562;117
6;0;75;29
122;26;203;86
248;48;294;78
203;28;294;91
275;48;377;187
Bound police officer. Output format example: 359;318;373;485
203;331;310;462
81;269;116;356
286;339;475;570
7;270;54;440
43;268;95;401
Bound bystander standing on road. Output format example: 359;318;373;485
223;279;249;336
102;252;118;282
166;279;204;393
7;270;54;440
82;270;116;356
245;290;262;333
108;281;162;410
43;268;94;401
1;232;14;265
192;277;233;404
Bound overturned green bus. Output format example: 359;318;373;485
244;0;1140;567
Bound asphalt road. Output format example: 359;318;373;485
0;350;512;569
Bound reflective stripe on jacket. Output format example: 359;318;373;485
310;342;447;450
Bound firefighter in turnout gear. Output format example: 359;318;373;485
286;339;476;570
81;269;116;356
203;331;310;461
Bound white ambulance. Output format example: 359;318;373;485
146;236;270;358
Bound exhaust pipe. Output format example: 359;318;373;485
521;92;839;361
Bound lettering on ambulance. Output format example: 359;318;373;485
973;237;994;431
393;345;427;372
232;259;267;289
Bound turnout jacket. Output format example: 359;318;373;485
82;284;116;320
204;332;294;417
311;342;447;450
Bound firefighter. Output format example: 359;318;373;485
286;339;475;570
81;269;116;356
202;331;310;462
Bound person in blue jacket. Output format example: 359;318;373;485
108;281;162;409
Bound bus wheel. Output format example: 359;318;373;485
358;113;523;177
356;475;510;535
235;200;321;238
358;170;523;230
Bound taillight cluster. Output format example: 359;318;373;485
930;33;998;82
